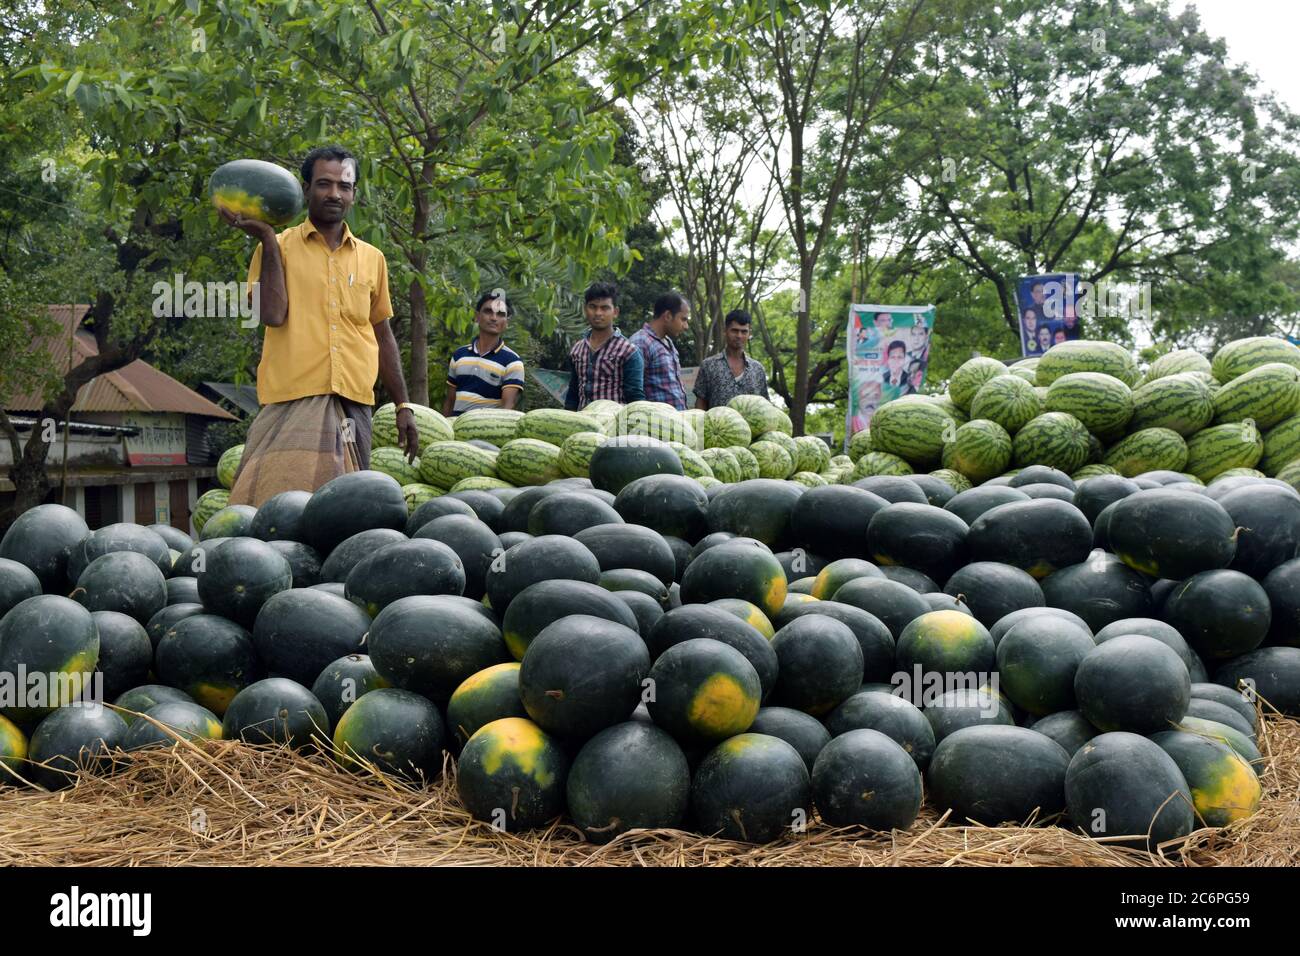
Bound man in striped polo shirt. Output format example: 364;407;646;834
564;282;646;410
442;290;526;416
630;291;690;410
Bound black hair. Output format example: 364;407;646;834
724;309;752;328
584;282;618;305
475;290;511;316
301;145;359;186
653;291;688;320
887;340;907;355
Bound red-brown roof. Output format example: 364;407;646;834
5;305;236;420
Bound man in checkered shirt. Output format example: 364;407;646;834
630;292;691;410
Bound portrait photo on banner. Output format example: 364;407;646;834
846;304;936;440
1015;273;1082;357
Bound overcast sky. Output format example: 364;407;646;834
1179;0;1300;110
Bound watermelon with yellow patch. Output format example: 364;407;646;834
445;662;527;752
709;598;776;638
333;687;445;781
645;638;762;746
895;609;996;677
0;713;28;784
154;613;264;716
209;159;304;226
0;595;99;723
456;717;570;831
690;732;811;843
679;540;787;618
1150;729;1261;827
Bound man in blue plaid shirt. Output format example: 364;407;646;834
630;292;691;410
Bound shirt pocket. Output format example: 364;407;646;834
343;277;374;326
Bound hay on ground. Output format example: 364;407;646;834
0;715;1295;867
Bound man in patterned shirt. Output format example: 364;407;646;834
564;282;645;410
693;309;768;410
441;290;525;416
630;291;690;410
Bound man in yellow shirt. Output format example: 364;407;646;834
222;146;418;504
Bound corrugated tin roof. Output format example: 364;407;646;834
4;305;236;420
200;381;261;416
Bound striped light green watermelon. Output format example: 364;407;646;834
701;447;743;483
1073;464;1120;480
696;475;723;490
869;400;954;468
703;406;752;448
516;408;605;445
495;438;564;486
612;403;701;449
583;399;623;418
1184;421;1265;482
1009;362;1039;384
401;483;445;512
1036;340;1141;388
1275;458;1300;492
728;394;791;437
928;468;972;492
449;476;515;492
1044;372;1133;438
1211;336;1300;384
668;442;715;480
1212;468;1267;481
793;436;832;474
1212;362;1300;429
851;452;913;479
370;446;423;486
941;419;1013;483
948;356;1009;411
1261;414;1300;476
749;440;795;479
1086;431;1106;464
791;471;828;488
453;407;523;446
847;429;874;463
1103;427;1188;478
374;402;454;450
727;446;761;481
193;488;230;534
1011;412;1091;473
1146;349;1212;382
1128;373;1215;437
969;374;1042;435
682;407;707;437
419;440;498;489
930;395;969;424
559;431;605;479
217;444;244;489
830;454;852;469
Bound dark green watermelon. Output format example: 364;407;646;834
1010;466;1074;490
252;588;370;687
27;706;128;790
0;557;42;617
689;531;738;561
689;733;811;843
145;602;205;651
266;540;322;589
198;505;258;541
830;577;929;639
611;589;665;639
196;536;292;627
768;615;862;717
70;551;167;625
822;690;935;771
528;491;624;537
895;609;996;677
334;687;445;781
1094;618;1206;683
1218;484;1300;579
943;562;1045;629
1065;732;1195;849
154;613;264;716
0;504;88;592
812;728;922;830
748;707;831;773
1164;570;1270;662
0;595;99;722
645;605;777;703
1040;553;1152;632
412;514;500;601
90;610;153;701
1074;636;1190;734
310;654;389;733
790;485;890;559
908;474;958;507
497;486;565;534
366;594;508;703
923;687;1015;742
644;638;762;746
990;607;1091;646
588;436;684;495
1189;682;1257;731
811;557;883;600
148;523;193;554
852;476;928;504
318;528;407;584
456;716;569;830
599;567;670;607
1107;488;1236;580
705;478;804;549
344;539;465;617
679;540;787;619
113;684;194;725
867;503;969;584
123;700;222;750
613;474;710;543
446;490;507;532
943;486;1030;525
301;470;408;555
222;677;328;749
878;565;940;594
405;495;476;536
928;725;1070;825
66;522;171;584
1263;559;1300;647
484;535;601;614
249;490;312;542
500;579;640;661
566;721;690;843
1213;646;1300;717
165;575;201;605
1029;710;1099;757
1073;475;1141;524
573;524;676;587
1017;483;1075;502
771;600;895;684
968;499;1093;579
996;615;1095;716
663;535;692;582
518;615;649;739
172;537;229;577
773;550;829;582
924;593;974;616
1183;698;1255;738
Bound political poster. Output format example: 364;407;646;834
845;304;936;444
1015;273;1082;357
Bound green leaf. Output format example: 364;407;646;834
400;29;414;59
65;71;84;98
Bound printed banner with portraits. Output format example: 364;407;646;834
1015;273;1082;357
846;304;936;443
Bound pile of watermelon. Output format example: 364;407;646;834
0;335;1297;851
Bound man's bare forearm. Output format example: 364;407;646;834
255;228;288;326
375;320;410;404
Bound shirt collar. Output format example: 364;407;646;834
583;328;625;341
641;322;676;348
471;337;505;356
302;216;356;247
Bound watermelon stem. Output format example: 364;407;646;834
587;817;623;835
544;689;565;700
730;808;748;842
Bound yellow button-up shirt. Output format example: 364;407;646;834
247;218;394;406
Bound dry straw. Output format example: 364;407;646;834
0;714;1295;867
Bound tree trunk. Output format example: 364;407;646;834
407;272;429;406
791;261;813;437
